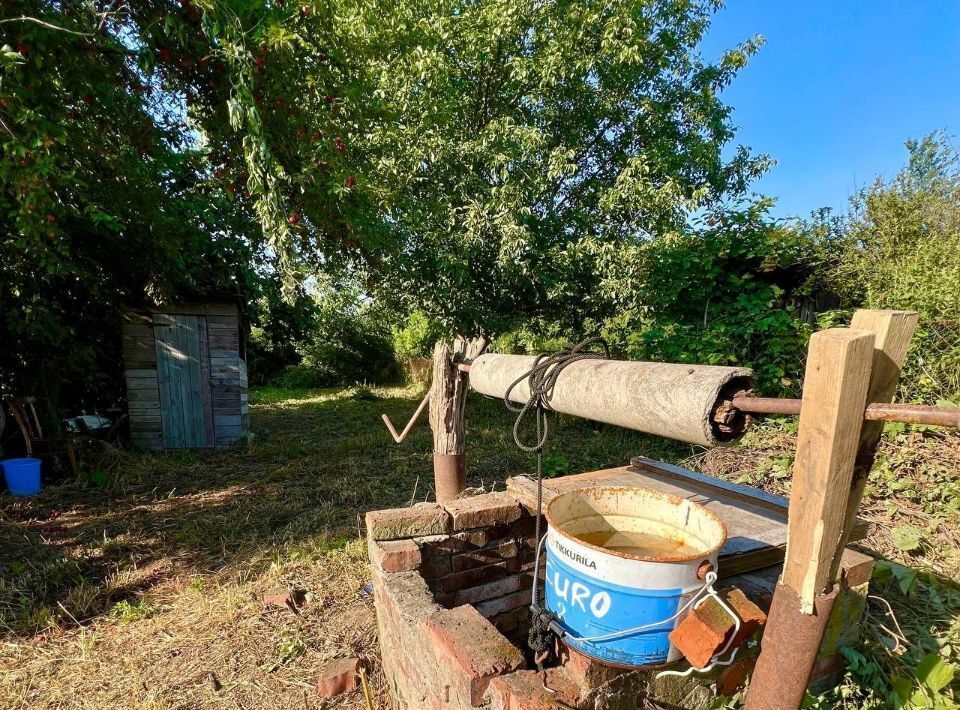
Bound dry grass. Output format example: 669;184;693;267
0;385;682;709
0;386;956;708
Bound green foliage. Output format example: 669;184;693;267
247;280;322;384
604;201;819;394
127;0;768;339
263;278;398;387
393;311;444;361
357;0;769;337
0;1;259;410
109;598;155;624
828;131;960;403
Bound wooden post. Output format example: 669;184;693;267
828;309;917;579
746;328;875;709
428;335;487;502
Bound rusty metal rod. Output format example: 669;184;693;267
731;395;960;428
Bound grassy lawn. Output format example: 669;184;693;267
0;385;957;708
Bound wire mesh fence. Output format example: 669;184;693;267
786;318;960;405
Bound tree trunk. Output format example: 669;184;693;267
428;335;488;502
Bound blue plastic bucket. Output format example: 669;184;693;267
544;486;726;668
1;457;42;496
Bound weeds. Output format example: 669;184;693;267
0;385;956;708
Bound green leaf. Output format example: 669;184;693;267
891;524;923;552
916;653;954;693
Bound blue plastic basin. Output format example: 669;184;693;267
1;457;42;496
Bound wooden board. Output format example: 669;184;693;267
506;457;867;579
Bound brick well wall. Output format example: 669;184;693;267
366;488;873;709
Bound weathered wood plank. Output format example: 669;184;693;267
214;414;242;428
207;315;238;329
829;310;917;580
125;368;158;379
780;329;875;611
198;316;215;446
128;390;160;403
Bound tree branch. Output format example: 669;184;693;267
0;16;95;37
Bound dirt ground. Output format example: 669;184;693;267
1;386;957;708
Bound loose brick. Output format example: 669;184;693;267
452;540;520;572
315;657;363;698
262;587;304;611
474;589;531;618
365;504;451;540
668;597;733;669
421;605;524;706
722;587;767;648
444;492;522;530
368;537;422;573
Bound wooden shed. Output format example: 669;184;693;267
122;304;248;450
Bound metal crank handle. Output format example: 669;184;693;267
381;392;430;444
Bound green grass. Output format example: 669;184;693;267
0;385;956;708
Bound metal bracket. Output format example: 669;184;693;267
381;392;430;444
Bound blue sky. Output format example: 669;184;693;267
701;1;960;218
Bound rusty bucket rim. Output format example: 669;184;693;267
544;485;728;564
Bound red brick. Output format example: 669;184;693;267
723;587;767;648
444;492;522;530
421;605;524;705
716;656;756;697
262;587;304;611
315;657;362;698
368;537;422;573
452;540;520;572
365;504;450;540
450;573;533;607
559;644;625;692
486;668;580;710
420;549;453;579
436;559;522;593
491;606;527;635
669;597;733;669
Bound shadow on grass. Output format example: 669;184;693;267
0;386;687;637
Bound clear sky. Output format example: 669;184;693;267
701;1;960;218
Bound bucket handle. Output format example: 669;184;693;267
532;534;741;671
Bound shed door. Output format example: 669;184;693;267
154;314;214;448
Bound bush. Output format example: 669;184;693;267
829;131;960;402
264;280;399;387
604;201;822;395
393;311;444;361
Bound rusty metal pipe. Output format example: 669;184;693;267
745;583;840;710
731;395;960;427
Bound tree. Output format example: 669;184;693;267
117;0;767;340
357;0;769;339
0;1;257;409
832;131;960;402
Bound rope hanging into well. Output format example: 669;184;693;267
503;337;609;666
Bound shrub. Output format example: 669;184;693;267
830;131;960;402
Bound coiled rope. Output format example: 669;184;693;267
503;338;609;665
